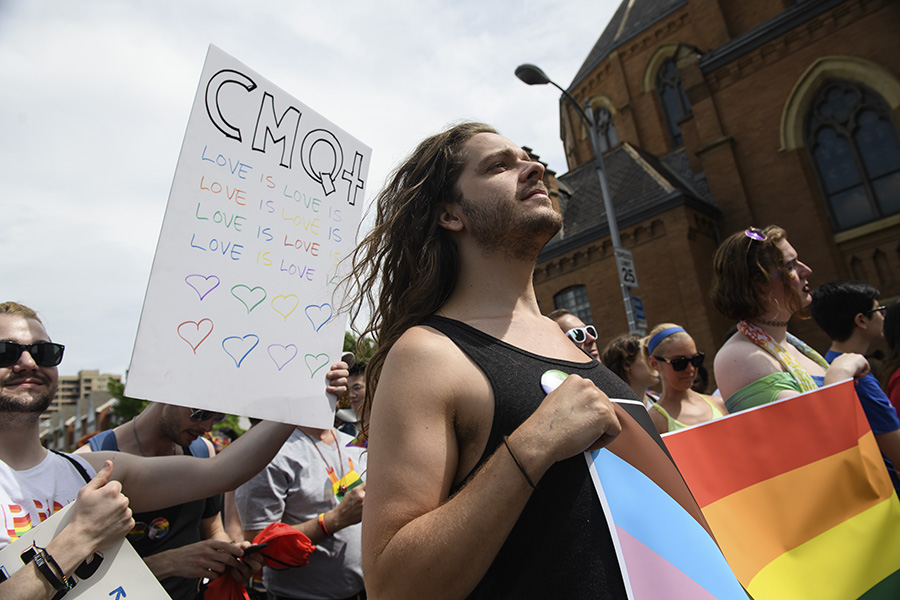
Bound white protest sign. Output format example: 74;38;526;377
126;45;369;428
0;504;167;598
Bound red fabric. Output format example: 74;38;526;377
202;574;251;600
253;522;316;569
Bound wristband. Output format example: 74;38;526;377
503;435;536;489
43;549;75;591
317;513;332;537
33;549;69;593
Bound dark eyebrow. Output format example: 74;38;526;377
477;147;530;170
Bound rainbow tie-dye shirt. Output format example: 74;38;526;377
0;452;96;549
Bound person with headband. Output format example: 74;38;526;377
644;324;726;434
710;225;869;413
600;333;659;408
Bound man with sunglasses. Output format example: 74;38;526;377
0;301;349;600
76;403;255;599
810;281;900;490
547;309;601;361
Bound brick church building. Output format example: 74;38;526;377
533;0;900;383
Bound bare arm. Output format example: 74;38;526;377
81;363;349;513
244;480;365;549
0;461;133;600
361;329;621;599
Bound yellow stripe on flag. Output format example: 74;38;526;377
746;494;900;600
702;431;891;585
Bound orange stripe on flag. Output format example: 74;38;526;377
701;431;892;584
664;380;869;507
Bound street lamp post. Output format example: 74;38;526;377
515;63;640;334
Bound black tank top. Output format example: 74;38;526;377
424;315;673;599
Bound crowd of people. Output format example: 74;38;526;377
3;122;900;600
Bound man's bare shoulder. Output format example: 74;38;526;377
714;335;782;397
381;324;482;398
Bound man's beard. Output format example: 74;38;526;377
458;188;562;259
0;387;53;414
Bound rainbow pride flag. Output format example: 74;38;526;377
663;380;900;599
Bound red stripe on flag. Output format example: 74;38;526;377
663;380;869;507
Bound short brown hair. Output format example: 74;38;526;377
710;225;805;322
0;301;42;323
600;333;642;382
547;309;573;322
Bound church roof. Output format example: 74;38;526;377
540;143;719;260
568;0;688;91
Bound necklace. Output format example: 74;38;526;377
132;414;148;457
303;429;347;494
752;317;790;328
131;412;177;457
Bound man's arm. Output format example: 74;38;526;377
80;363;349;513
361;328;620;600
0;461;133;600
243;482;365;545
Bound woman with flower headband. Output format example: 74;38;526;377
642;323;727;433
710;225;869;412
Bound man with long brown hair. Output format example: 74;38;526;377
343;123;714;599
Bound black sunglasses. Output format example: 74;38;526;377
654;352;705;372
189;408;227;424
0;341;65;368
865;305;887;316
565;325;598;344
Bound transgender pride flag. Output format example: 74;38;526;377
663;380;900;599
588;444;748;599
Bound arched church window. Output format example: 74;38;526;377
554;285;593;325
806;79;900;231
593;106;619;153
656;57;692;147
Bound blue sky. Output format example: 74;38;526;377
1;0;619;377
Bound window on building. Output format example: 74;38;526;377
554;285;594;325
806;79;900;231
593;106;619;153
656;57;692;147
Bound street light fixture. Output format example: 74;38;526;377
515;63;641;335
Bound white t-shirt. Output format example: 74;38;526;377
0;451;96;550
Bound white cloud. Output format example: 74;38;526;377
0;0;619;376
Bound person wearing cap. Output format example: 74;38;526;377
547;309;600;361
77;403;256;599
643;324;726;434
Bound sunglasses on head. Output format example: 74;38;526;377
744;227;767;242
189;408;227;424
565;325;598;344
0;341;65;368
654;352;705;371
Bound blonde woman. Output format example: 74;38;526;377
645;323;727;434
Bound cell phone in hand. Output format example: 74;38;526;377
243;543;268;555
